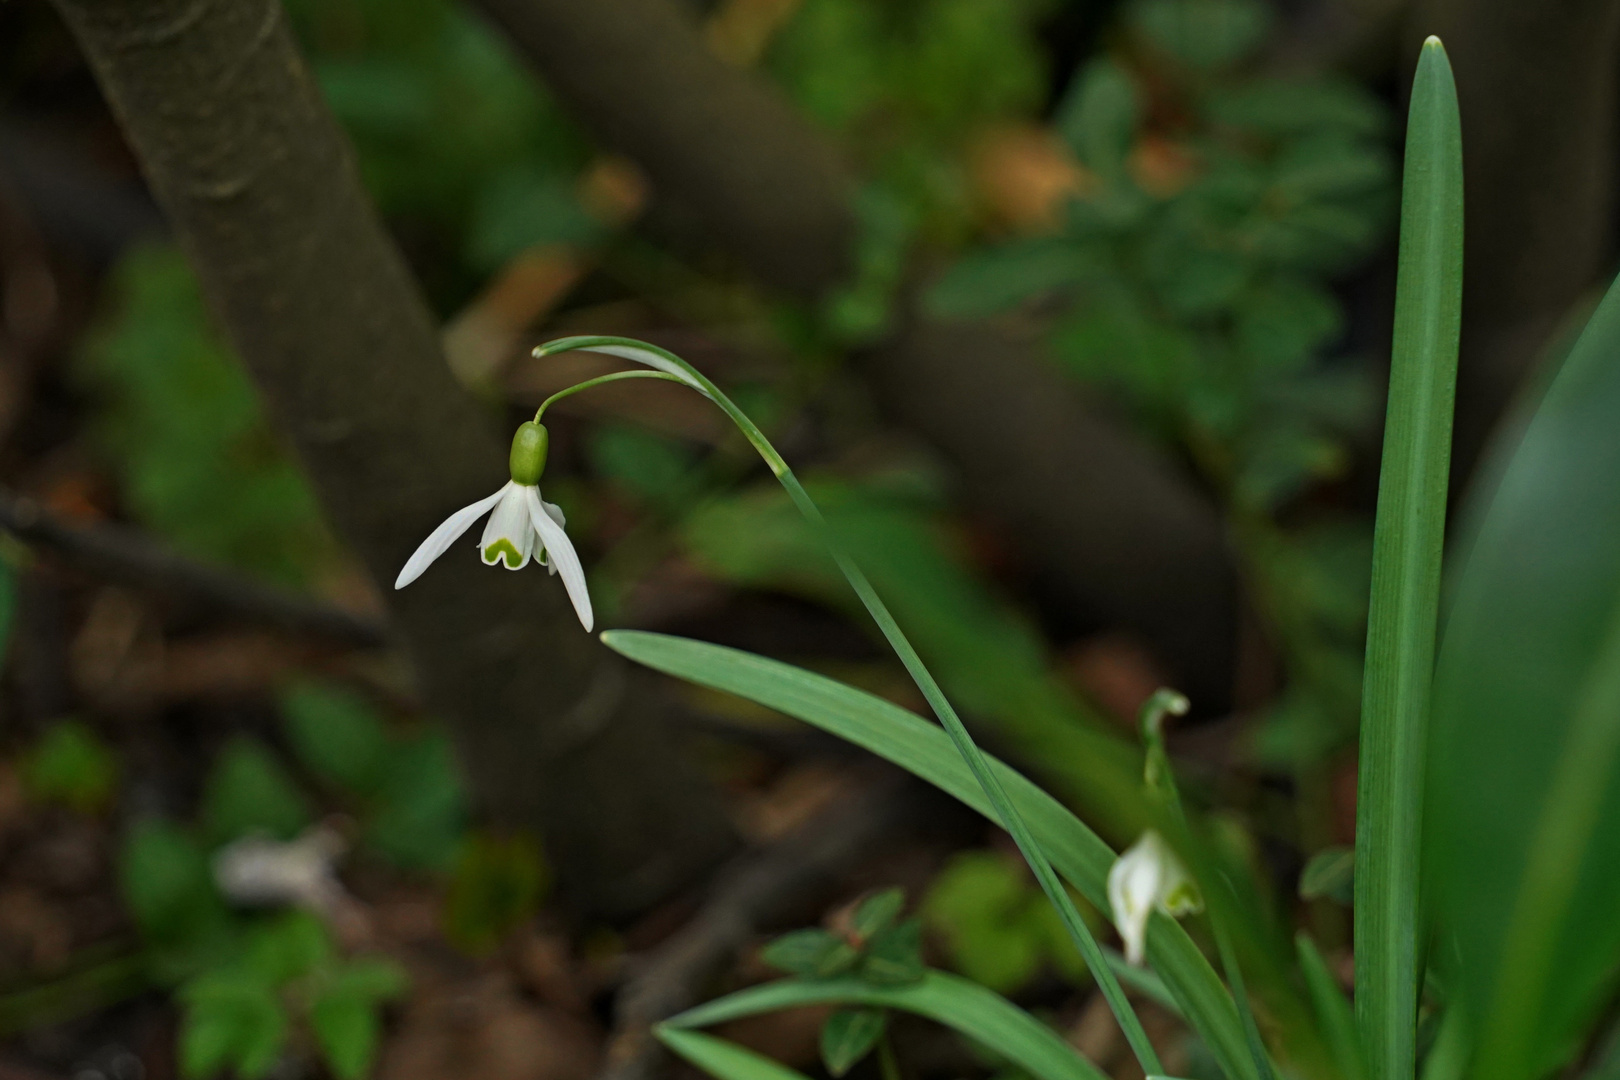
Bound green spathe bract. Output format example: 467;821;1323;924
1354;35;1462;1080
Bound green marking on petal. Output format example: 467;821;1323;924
1163;881;1203;915
483;539;524;568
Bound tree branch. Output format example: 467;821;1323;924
0;488;388;647
471;0;856;298
49;0;734;917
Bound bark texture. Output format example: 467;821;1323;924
50;0;733;917
474;0;1240;705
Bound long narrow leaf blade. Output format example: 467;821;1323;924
667;972;1106;1080
1354;35;1462;1080
603;629;1257;1080
548;334;1162;1073
1297;933;1363;1080
658;1029;817;1080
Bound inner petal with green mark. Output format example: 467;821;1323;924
482;539;524;568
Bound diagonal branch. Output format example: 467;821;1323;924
472;0;856;298
0;488;388;647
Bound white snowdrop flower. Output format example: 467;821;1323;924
394;421;593;632
213;825;345;910
1107;830;1202;966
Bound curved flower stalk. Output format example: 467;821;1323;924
395;420;593;632
531;335;1167;1077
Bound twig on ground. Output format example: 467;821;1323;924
600;771;925;1080
0;488;390;648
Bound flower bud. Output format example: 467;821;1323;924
1107;830;1202;965
509;422;549;485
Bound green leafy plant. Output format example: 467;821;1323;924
76;247;336;585
32;681;481;1079
283;0;598;298
931;0;1398;776
922;851;1088;992
527;335;1251;1080
114;710;433;1080
280;680;469;871
21;720;120;815
503;33;1620;1079
176;911;406;1080
754;889;926;1078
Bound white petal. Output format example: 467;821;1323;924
479;483;535;570
527;486;593;632
1108;833;1167;966
539;500;566;574
395;486;506;589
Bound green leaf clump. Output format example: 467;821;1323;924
76;246;336;585
923;850;1088;992
21;720;121;815
761;888;926;989
177;912;406;1080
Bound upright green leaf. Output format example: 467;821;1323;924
1427;264;1620;1074
1354;37;1461;1080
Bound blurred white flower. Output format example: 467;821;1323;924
1107;830;1202;965
213;825;345;910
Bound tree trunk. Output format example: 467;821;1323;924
49;0;734;918
472;0;856;298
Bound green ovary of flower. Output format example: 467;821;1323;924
509;421;549;485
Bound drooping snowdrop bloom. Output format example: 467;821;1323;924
394;421;593;631
1106;830;1202;965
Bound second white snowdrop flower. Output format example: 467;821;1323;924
394;422;593;631
1107;830;1201;966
